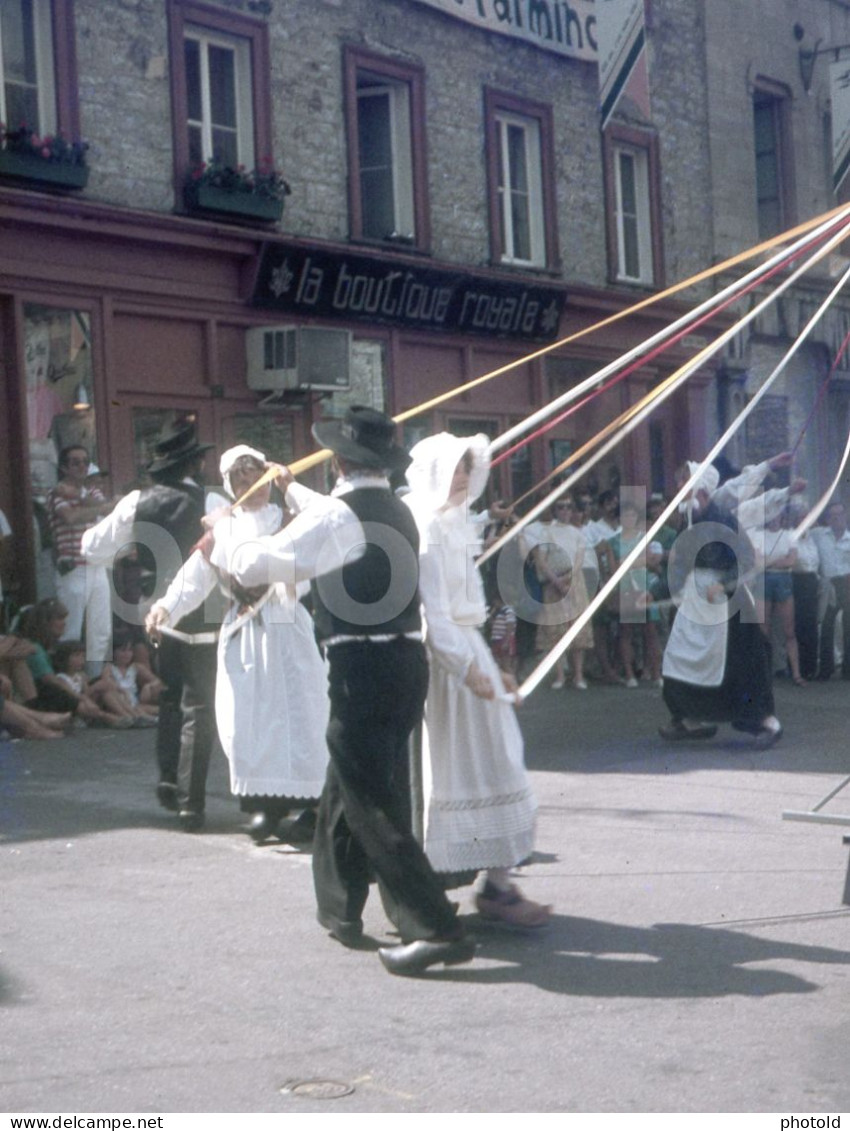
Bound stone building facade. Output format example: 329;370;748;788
1;0;846;601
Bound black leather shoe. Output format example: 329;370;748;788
378;936;476;976
317;911;364;948
156;781;179;811
277;808;317;846
248;812;277;843
178;809;205;833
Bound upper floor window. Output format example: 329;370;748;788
0;0;79;139
184;25;253;168
344;47;429;250
168;1;272;191
753;83;794;239
484;88;558;270
603;125;663;287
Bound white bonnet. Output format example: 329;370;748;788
686;459;720;498
406;432;490;509
220;444;267;499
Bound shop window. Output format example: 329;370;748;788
131;408;197;486
344;46;429;250
603;125;663;287
485;89;558;270
753;83;794;239
168;1;272;189
24;304;96;501
0;0;80;139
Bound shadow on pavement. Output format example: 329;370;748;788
430;912;850;997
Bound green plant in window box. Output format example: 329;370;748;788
184;157;290;222
0;123;89;189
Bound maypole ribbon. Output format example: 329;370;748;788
478;212;850;572
490;221;814;473
233;204;850;512
397;204;850;431
490;204;850;459
517;251;850;699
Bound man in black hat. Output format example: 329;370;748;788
209;405;473;975
83;416;221;830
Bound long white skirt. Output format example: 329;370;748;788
422;625;537;872
215;596;329;798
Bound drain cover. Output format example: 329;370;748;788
281;1079;355;1100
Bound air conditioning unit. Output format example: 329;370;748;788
246;326;351;391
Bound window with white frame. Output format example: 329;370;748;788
356;75;414;241
495;110;545;267
613;143;653;283
184;24;254;169
0;0;56;136
485;89;557;270
344;48;428;249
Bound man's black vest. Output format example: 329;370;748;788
311;488;422;641
134;482;208;633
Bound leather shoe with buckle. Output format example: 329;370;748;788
378;935;476;976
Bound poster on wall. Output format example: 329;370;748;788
24;306;96;499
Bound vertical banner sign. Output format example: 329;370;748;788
831;59;850;193
598;0;647;129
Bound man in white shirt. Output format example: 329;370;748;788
811;500;850;679
212;405;472;976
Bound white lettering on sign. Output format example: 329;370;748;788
411;0;597;62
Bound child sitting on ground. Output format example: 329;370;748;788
53;639;156;728
98;635;161;726
17;601;132;730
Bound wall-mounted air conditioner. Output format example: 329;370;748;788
246;326;351;391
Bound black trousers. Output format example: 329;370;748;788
155;634;217;813
818;574;850;679
312;638;461;944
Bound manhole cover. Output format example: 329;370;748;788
281;1079;355;1100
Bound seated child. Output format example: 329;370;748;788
23;621;132;729
98;635;161;726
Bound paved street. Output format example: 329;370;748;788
2;678;850;1114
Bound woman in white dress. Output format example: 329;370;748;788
531;496;593;690
147;445;329;841
406;432;551;927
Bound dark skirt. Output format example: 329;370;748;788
662;613;774;731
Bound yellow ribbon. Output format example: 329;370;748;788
234;203;850;511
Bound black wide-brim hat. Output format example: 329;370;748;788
312;405;410;472
147;417;214;475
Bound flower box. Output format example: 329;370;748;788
184;182;283;223
0;149;88;190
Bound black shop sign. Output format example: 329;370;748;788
251;244;566;341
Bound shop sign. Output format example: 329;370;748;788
252;245;567;341
410;0;597;62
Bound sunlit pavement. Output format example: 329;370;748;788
2;677;849;1113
